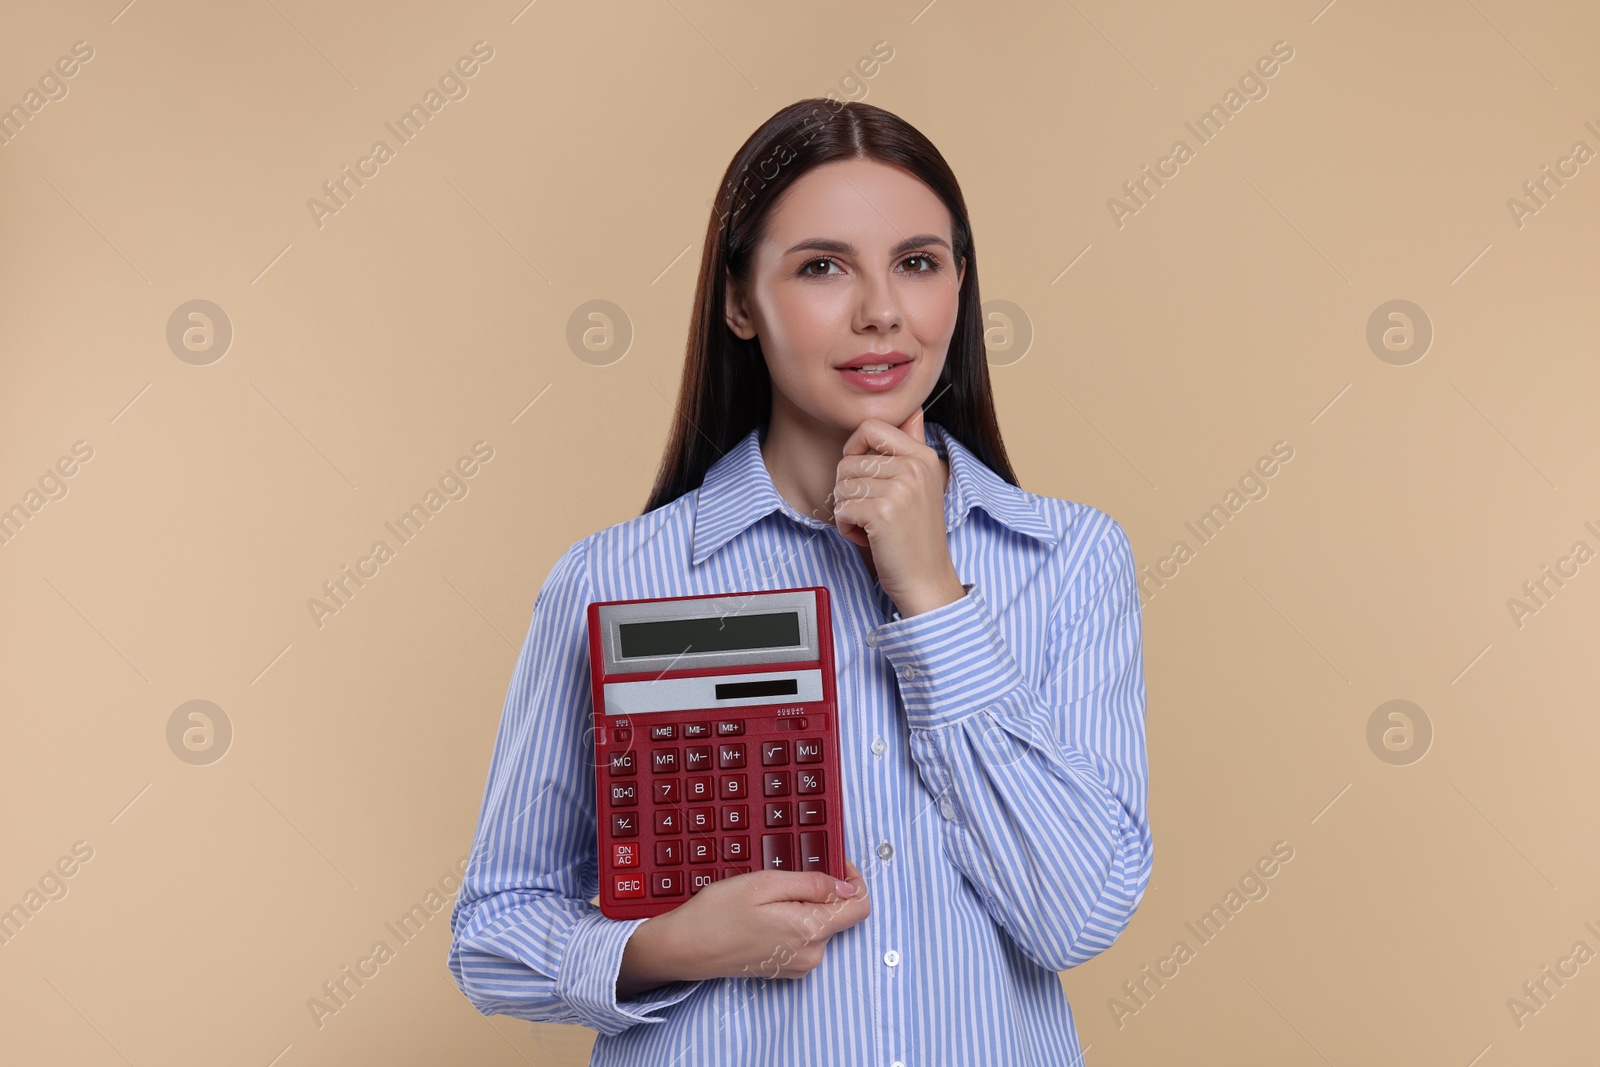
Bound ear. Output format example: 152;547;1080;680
724;272;757;340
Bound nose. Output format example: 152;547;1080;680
853;266;903;333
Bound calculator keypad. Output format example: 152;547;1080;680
604;716;834;904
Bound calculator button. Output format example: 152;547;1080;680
653;779;680;804
719;774;747;800
761;741;790;765
796;769;824;795
687;806;714;832
649;724;677;741
689;869;716;894
764;802;792;827
651;870;684;897
723;836;750;861
654;808;682;834
718;743;746;769
794;738;823;763
608;751;637;776
655;840;682;865
610;782;637;806
717;720;744;736
613;875;644;899
611;812;638;837
721;865;752;879
721;804;748;830
797;799;826;825
685;745;713;771
687;775;713;801
761;833;794;871
799;831;827;872
763;771;791;797
687;838;715;863
652;748;680;774
683;722;711;738
612;842;639;868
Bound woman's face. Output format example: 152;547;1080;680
724;157;966;439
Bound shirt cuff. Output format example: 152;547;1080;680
554;911;703;1036
870;582;1028;730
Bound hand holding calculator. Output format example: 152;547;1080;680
586;587;846;920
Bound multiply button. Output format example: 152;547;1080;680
794;739;823;763
765;801;792;827
761;833;794;871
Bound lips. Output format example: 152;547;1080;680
836;352;912;370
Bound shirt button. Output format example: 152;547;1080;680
877;840;894;861
939;797;955;820
871;738;887;756
864;630;878;647
897;664;917;681
883;949;900;967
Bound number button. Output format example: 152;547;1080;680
610;782;637;806
650;870;684;897
719;774;747;800
723;836;750;861
687;838;715;863
687;775;713;801
655;840;682;866
690;869;715;894
687;806;714;832
722;804;748;830
653;779;680;804
654;808;682;834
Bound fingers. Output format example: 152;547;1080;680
749;869;855;906
841;415;924;458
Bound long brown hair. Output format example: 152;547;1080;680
641;98;1018;515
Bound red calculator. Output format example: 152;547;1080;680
586;586;845;919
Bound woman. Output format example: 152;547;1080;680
448;98;1152;1066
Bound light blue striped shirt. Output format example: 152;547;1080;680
447;419;1152;1065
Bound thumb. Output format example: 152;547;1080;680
898;405;925;445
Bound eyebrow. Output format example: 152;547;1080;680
780;233;952;258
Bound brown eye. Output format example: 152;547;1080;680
902;254;939;273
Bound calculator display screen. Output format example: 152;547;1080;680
618;611;802;659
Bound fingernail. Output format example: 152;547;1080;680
835;879;856;897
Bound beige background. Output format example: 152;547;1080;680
2;0;1597;1063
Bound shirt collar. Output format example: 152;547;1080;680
691;420;1058;566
